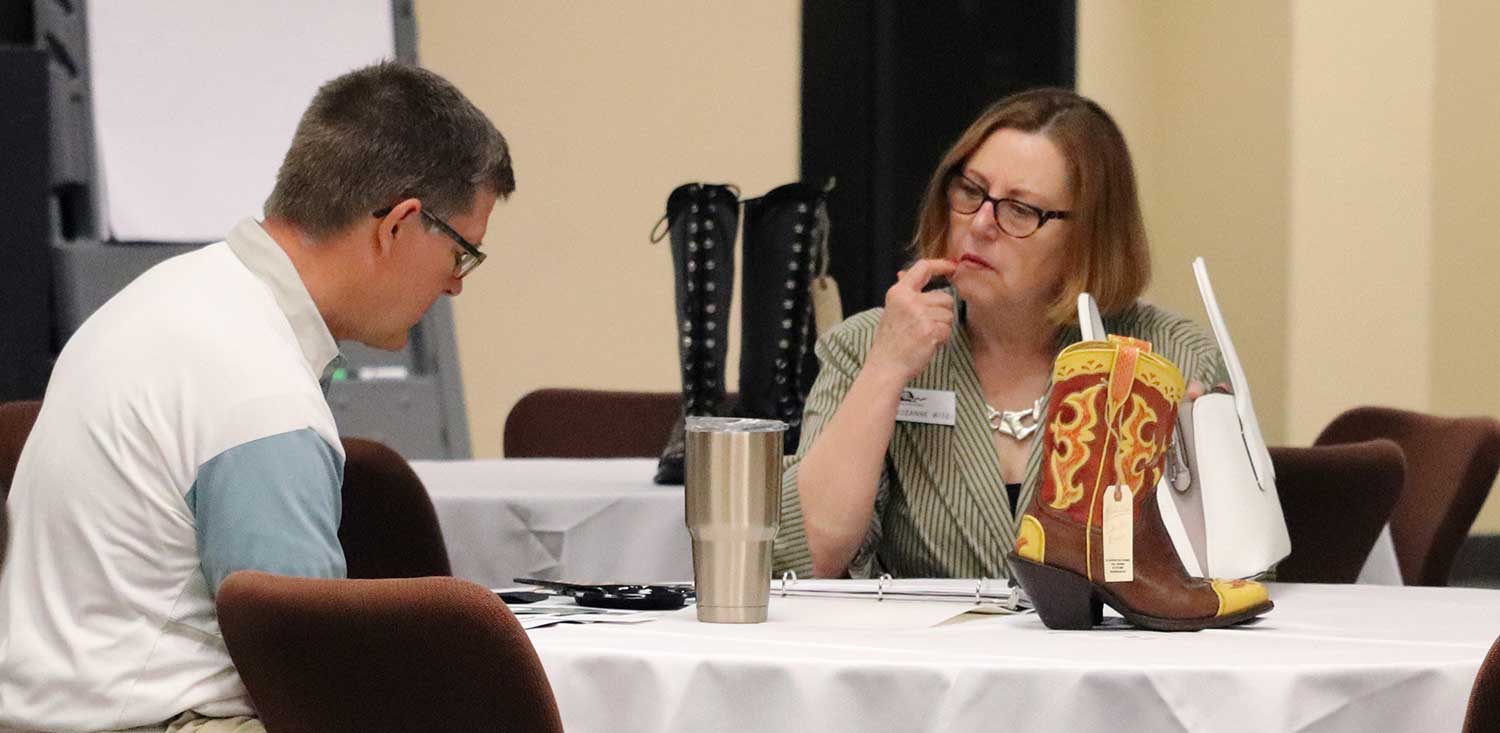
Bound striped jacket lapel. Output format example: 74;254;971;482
946;321;1019;566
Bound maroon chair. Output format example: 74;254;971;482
338;437;451;579
217;571;563;732
504;388;688;458
1316;406;1500;586
0;400;43;493
1465;634;1500;732
1269;440;1405;583
0;400;43;570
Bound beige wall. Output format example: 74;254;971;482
1080;0;1500;533
416;2;800;458
1432;1;1500;532
1286;1;1435;444
416;3;1500;532
1079;2;1291;447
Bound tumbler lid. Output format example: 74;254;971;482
685;417;787;433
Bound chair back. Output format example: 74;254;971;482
1270;440;1405;583
1316;406;1500;585
504;388;682;458
0;400;43;494
0;400;43;570
339;437;451;579
217;571;563;733
1466;633;1500;732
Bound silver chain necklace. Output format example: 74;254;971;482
985;397;1044;440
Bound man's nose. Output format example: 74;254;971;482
445;276;464;297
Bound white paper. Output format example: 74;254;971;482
88;1;395;242
502;595;668;630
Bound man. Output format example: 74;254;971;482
0;62;513;733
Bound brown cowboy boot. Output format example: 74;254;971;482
1009;336;1272;631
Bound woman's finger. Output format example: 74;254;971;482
926;305;955;325
919;290;955;309
898;258;959;292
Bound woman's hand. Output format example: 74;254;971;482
798;258;956;577
866;259;959;384
1184;381;1232;402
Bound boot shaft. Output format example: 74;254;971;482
664;183;739;416
736;181;831;445
1038;336;1185;528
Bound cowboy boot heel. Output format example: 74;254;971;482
1010;556;1103;630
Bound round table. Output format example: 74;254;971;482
412;458;691;586
526;582;1496;732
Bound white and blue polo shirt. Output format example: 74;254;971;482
0;219;348;732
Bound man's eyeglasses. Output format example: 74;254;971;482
372;206;487;279
946;173;1070;239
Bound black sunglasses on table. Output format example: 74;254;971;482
508;577;694;611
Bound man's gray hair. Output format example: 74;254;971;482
265;61;514;237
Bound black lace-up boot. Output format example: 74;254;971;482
654;183;740;485
734;180;832;452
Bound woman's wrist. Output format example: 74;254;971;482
856;359;915;398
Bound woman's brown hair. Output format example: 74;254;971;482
911;88;1149;324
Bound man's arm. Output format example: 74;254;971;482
188;428;346;596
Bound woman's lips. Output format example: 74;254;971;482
958;253;995;271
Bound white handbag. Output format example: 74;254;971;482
1078;257;1290;579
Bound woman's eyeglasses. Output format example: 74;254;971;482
946;173;1070;239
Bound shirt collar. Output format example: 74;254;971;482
225;217;342;376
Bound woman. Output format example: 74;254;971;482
774;88;1226;580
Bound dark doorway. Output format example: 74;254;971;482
802;1;1076;315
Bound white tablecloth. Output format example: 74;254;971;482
413;457;1407;592
412;458;691;587
528;583;1498;733
1358;525;1405;585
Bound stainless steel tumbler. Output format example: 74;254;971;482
684;417;787;623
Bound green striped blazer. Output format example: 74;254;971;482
773;298;1228;580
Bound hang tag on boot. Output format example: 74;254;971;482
1102;484;1134;582
812;275;843;336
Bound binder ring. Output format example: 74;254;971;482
877;573;892;602
780;570;797;598
976;578;985;605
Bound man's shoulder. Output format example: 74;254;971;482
69;243;257;342
69;242;295;364
48;240;334;460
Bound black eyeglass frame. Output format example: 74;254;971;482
372;206;487;278
945;172;1071;239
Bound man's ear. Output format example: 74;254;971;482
374;198;422;257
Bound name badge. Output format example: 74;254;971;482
896;388;956;426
